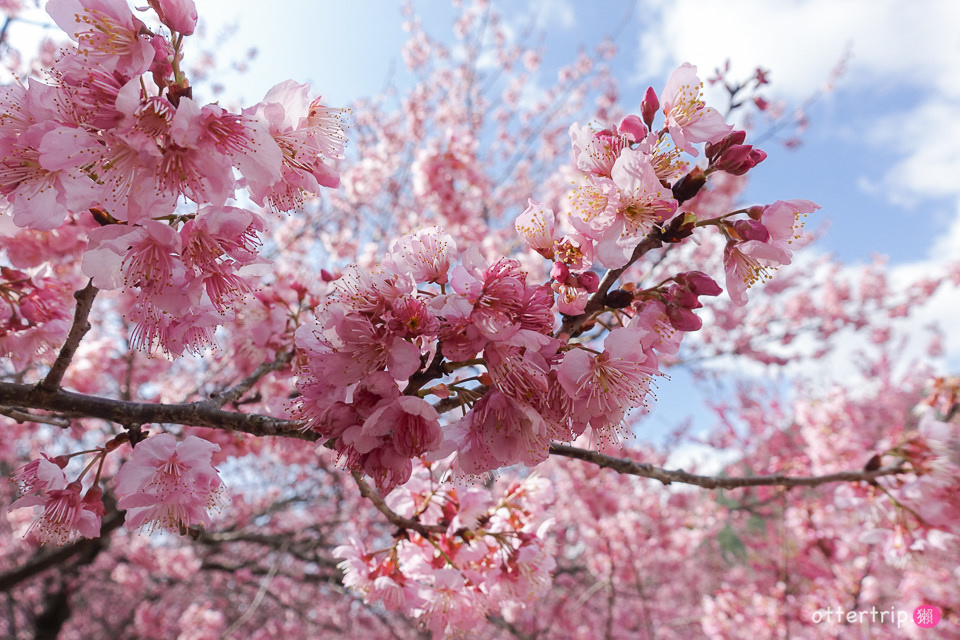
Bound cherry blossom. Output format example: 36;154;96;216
114;434;225;532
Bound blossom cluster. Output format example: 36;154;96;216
0;0;343;355
0;265;72;366
335;462;555;636
517;63;817;312
296;63;811;502
9;434;223;544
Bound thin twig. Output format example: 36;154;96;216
207;349;294;408
549;443;909;489
0;407;71;428
222;543;287;638
39;282;98;391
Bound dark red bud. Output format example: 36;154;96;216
671;167;706;204
605;289;634;309
660;212;698;244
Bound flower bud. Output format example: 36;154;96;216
676;271;721;297
731;219;769;242
640;86;659;129
671;167;706;204
148;0;199;36
604;289;634;309
617;114;647;143
705;130;746;163
577;270;600;293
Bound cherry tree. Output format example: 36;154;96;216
0;0;957;638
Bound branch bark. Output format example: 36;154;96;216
0;382;311;440
0;383;913;494
549;443;909;489
39;282;98;392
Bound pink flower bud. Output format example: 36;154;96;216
716;145;766;175
732;219;770;242
577;270;600;293
705;130;746;163
148;0;198;36
676;271;721;297
617;114;647;143
666;305;702;331
640;86;659;129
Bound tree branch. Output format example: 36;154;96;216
0;510;124;592
207;349;294;409
0;385;913;493
351;472;445;538
38;282;98;392
549;443;909;489
0;383;312;441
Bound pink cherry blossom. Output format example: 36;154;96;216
382;226;458;284
661;62;733;155
515;199;556;259
244;81;345;210
9;461;103;545
114;433;225;532
147;0;198;35
46;0;154;77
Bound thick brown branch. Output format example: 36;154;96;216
39;282;98;391
0;382;313;441
549;443;909;489
351;472;445;538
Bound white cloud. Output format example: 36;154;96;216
531;0;577;30
868;99;960;205
637;0;960;101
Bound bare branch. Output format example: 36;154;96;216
207;349;295;409
0;382;312;441
222;543;287;638
549;443;909;489
0;407;71;428
39;282;98;392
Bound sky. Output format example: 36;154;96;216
6;0;958;458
